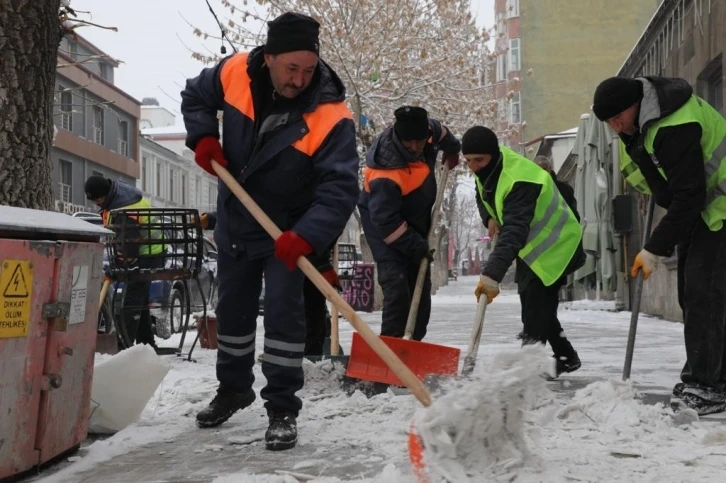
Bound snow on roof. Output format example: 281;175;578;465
141;125;187;136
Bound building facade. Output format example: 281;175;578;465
489;0;659;154
140;106;218;215
52;34;140;214
618;0;725;321
484;0;524;152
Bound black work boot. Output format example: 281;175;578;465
556;351;581;377
196;385;256;428
265;409;298;451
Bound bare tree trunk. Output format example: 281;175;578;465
0;0;62;209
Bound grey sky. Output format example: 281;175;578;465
71;0;494;125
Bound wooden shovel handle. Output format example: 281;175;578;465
404;164;451;339
99;279;111;307
330;244;340;356
212;161;432;407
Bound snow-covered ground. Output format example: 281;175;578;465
34;275;726;483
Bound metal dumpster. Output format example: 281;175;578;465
0;206;111;480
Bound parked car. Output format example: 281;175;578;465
72;212;218;341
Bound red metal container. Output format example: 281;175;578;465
0;207;110;480
196;314;218;349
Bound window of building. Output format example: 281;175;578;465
156;163;163;197
181;174;187;206
498;98;508;122
59;86;73;132
708;71;724;114
92;170;103;178
496;54;508;82
118;120;129;156
208;184;217;208
506;0;519;18
195;177;202;206
698;56;724;114
59;160;73;202
170;168;176;202
509;92;521;124
93;105;104;145
509;39;520;72
99;62;110;81
141;155;149;192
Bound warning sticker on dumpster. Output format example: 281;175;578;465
0;260;34;338
69;265;88;325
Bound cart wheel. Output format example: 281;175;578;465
170;287;185;334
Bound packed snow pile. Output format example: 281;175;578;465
556;378;672;434
412;346;553;482
300;359;348;397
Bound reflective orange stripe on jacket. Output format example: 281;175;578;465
220;53;254;121
220;52;352;157
363;162;431;196
293;102;353;156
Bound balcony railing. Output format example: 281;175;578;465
61;112;72;131
118;139;128;157
59;182;71;203
93;127;104;145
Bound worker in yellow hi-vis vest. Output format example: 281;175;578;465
462;126;585;379
84;175;165;352
593;75;726;416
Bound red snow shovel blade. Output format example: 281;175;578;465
346;332;460;386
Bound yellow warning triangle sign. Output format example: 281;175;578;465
3;264;30;298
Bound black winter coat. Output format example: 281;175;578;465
358;121;461;263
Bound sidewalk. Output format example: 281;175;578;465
32;276;725;483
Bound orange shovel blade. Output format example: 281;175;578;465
408;420;430;483
346;332;461;386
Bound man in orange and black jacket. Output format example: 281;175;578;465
181;12;358;450
358;106;460;341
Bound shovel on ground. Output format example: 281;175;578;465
345;164;461;387
622;196;655;381
211;160;431;407
461;235;497;376
305;243;349;365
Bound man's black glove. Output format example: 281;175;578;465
413;241;435;263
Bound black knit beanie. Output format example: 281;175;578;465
265;12;320;56
393;106;430;141
461;126;500;156
592;77;643;121
84;175;111;200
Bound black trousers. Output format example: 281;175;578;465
677;219;726;391
123;256;165;345
378;260;431;341
303;277;330;355
216;249;306;415
519;277;576;359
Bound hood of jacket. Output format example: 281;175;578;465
637;76;693;130
246;46;347;111
103;179;143;211
365;126;427;169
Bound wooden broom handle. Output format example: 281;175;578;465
212;161;432;407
